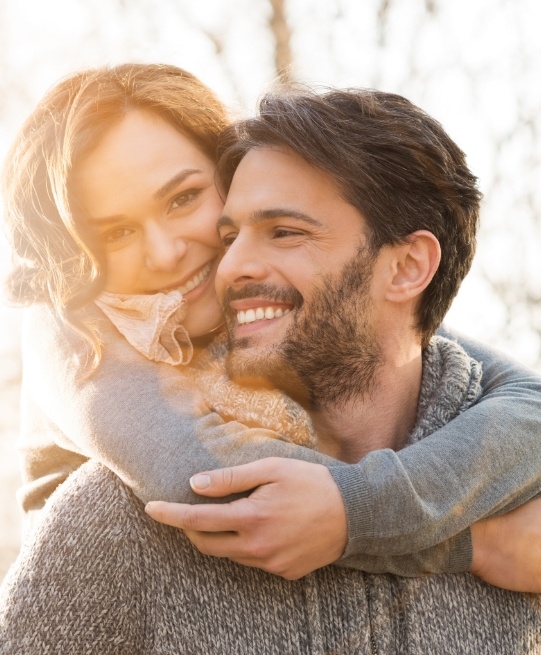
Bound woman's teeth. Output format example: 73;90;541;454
178;263;212;295
237;307;291;325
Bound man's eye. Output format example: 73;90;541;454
274;228;302;238
170;189;200;211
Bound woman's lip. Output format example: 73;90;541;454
176;259;218;303
182;272;212;302
163;266;209;291
152;259;217;295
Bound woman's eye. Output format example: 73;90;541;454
103;227;133;244
170;189;201;211
220;232;237;249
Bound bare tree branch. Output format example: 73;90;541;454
377;0;392;47
268;0;294;82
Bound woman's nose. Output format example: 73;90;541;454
145;225;188;272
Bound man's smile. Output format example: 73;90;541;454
224;285;302;333
236;306;292;325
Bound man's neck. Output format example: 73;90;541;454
310;344;423;463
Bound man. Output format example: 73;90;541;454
2;88;541;653
150;88;541;649
148;88;541;591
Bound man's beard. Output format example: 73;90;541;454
223;245;383;410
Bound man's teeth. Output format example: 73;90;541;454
237;307;291;325
179;263;212;295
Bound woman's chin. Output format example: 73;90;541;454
184;304;225;340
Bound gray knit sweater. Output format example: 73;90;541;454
2;336;541;654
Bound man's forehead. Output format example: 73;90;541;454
223;147;344;219
218;149;373;253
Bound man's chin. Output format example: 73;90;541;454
225;346;279;389
225;346;310;404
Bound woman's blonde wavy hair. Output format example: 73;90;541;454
2;63;229;368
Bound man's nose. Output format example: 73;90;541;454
145;224;188;272
216;235;269;287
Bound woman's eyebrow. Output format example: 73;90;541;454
86;214;124;226
85;169;205;225
153;169;203;200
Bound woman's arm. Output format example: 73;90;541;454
330;325;541;565
20;304;339;510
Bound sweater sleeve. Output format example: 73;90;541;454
331;324;541;572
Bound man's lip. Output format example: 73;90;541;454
229;299;294;311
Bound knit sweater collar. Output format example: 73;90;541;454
407;335;483;445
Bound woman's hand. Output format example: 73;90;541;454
470;497;541;592
146;457;348;580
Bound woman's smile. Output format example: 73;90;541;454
157;260;214;296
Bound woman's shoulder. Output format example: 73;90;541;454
22;304;91;373
23;301;141;364
21;302;147;399
24;300;114;329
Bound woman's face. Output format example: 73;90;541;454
71;110;224;337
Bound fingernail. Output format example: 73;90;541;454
190;474;211;490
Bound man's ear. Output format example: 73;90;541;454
384;230;441;303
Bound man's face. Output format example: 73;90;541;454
216;148;384;408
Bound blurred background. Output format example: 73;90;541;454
1;0;540;582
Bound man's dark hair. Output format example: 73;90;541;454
216;88;482;346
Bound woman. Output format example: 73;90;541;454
2;62;541;577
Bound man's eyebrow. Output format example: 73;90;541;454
216;208;323;230
85;169;204;225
